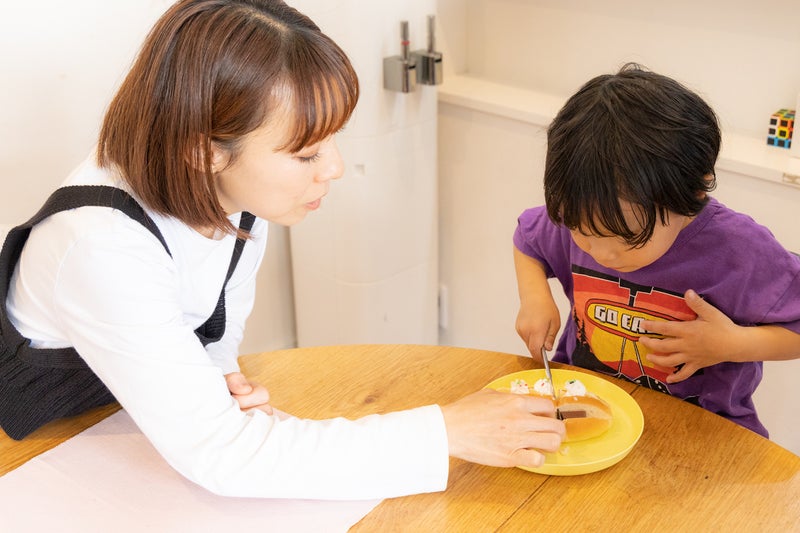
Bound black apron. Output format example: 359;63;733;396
0;185;254;440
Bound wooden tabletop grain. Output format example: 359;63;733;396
2;344;798;532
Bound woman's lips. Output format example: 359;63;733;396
305;198;322;210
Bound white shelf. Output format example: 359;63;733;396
719;132;800;186
439;74;800;188
438;75;564;126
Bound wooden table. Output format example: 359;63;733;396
2;344;799;531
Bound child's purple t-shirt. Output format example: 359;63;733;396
513;197;800;437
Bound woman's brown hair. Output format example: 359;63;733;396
97;0;359;236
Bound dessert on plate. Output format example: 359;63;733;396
509;377;613;442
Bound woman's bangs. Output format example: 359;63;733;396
282;56;358;153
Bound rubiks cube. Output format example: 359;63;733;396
767;108;794;149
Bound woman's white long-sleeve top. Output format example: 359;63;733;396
6;157;449;499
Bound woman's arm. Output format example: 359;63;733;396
37;212;563;500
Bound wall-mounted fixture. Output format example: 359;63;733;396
411;15;443;86
295;6;440;348
383;21;416;93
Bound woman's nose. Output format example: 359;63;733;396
317;138;344;182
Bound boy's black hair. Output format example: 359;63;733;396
544;63;720;247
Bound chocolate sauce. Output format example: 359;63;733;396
559;410;587;419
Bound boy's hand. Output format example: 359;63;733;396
639;290;738;383
225;372;274;414
516;297;561;358
513;247;560;356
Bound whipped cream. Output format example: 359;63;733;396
533;378;554;396
509;379;530;394
562;379;587;397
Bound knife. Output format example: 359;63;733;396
541;347;563;420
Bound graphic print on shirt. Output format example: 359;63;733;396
570;265;701;399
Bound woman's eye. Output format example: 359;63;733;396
296;152;321;164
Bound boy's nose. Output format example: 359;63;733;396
586;240;621;265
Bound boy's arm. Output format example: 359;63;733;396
513;246;562;357
640;289;800;383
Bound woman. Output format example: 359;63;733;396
1;0;563;499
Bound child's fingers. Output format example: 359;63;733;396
666;363;698;383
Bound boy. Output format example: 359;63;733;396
513;63;800;436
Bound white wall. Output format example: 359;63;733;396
289;0;439;347
436;0;800;455
0;1;169;219
462;0;800;139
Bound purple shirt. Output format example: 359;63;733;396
514;197;800;437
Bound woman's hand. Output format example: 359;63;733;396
224;372;273;415
441;389;565;468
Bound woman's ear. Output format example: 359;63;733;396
187;138;229;173
208;142;230;173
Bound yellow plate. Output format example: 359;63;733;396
485;369;644;475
